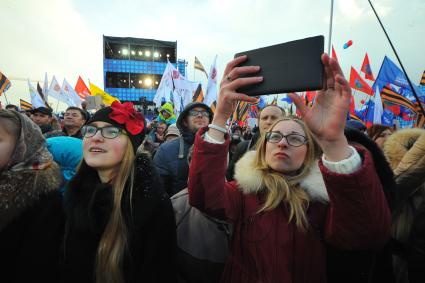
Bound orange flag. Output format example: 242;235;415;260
75;76;91;100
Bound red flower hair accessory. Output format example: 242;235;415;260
109;101;145;135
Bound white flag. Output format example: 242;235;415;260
43;72;49;101
169;63;199;114
204;55;218;107
48;76;68;105
28;80;46;108
154;62;174;108
373;86;383;125
62;78;82;107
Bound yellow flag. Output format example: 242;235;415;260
89;82;120;105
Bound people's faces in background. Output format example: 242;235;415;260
81;101;88;110
64;109;86;128
367;125;394;149
374;129;393;149
156;122;167;135
184;107;210;133
161;110;171;119
0;118;18;170
259;106;286;134
31;112;52;127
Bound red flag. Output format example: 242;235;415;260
361;53;375;81
349;67;374;96
331;45;338;62
305;91;316;107
75;76;91;100
349;95;355;114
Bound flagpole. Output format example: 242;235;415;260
367;0;425;116
3;91;10;105
327;0;335;55
55;99;60;113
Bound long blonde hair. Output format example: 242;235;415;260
254;117;320;231
95;136;135;283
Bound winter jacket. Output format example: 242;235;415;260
62;152;177;283
326;128;397;283
188;127;391;283
384;128;425;283
158;102;177;125
226;131;261;181
154;102;213;196
46;136;83;195
0;111;64;283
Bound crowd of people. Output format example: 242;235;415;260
0;53;424;283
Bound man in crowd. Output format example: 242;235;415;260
154;102;213;196
62;106;88;139
31;106;54;135
149;121;167;146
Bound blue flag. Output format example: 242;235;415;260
373;56;422;101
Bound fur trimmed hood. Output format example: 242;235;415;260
383;128;425;172
234;151;329;203
0;163;62;231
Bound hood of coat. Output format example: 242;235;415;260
234;151;329;203
0;162;62;231
383;128;425;172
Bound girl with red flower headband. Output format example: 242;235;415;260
62;101;177;283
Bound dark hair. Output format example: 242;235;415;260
66;106;88;121
366;125;393;141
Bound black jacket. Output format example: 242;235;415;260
226;132;260;181
62;153;177;283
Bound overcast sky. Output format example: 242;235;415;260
1;0;424;110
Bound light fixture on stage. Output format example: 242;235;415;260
155;81;159;85
145;78;152;86
139;80;143;84
118;50;121;54
131;50;135;55
138;51;143;56
145;50;151;57
154;52;159;58
166;54;170;58
122;49;129;55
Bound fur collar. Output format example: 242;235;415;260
0;163;62;231
234;151;329;203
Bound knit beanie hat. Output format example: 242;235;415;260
87;101;146;152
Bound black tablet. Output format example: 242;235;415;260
234;35;324;96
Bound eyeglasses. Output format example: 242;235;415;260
81;125;126;139
188;110;210;118
265;131;307;147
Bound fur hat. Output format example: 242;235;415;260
164;123;180;139
383;127;425;171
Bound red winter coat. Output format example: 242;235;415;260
188;128;391;283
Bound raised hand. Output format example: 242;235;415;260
212;56;262;128
289;53;352;161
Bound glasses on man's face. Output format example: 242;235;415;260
81;125;126;139
265;131;307;147
188;110;210;118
